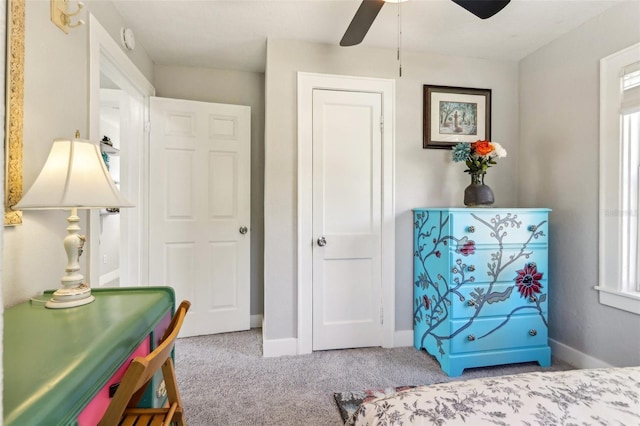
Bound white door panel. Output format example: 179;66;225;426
150;97;250;337
312;89;382;351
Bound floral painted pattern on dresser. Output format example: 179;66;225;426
413;210;548;358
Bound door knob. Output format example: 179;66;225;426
317;236;327;247
239;226;248;234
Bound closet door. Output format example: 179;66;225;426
311;89;383;350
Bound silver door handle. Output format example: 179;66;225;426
317;236;327;247
239;226;248;234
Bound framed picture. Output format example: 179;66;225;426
5;0;25;225
423;85;491;149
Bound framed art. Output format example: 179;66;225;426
423;85;491;149
5;0;25;225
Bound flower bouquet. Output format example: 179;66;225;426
452;140;507;206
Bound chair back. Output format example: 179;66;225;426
99;300;190;425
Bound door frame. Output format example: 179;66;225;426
88;14;155;287
297;72;395;355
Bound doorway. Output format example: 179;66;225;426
98;86;124;286
88;14;155;288
297;73;396;354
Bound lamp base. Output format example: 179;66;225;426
45;283;95;309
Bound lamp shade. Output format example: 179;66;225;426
15;138;133;210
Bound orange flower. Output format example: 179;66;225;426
472;140;494;156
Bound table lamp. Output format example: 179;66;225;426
14;134;133;308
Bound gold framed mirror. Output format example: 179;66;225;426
5;0;25;225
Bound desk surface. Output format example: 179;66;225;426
3;287;174;426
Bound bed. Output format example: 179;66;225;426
347;367;640;425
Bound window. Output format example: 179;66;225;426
597;43;640;315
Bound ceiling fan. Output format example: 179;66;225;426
340;0;511;47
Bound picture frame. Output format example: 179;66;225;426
423;85;491;149
5;0;25;225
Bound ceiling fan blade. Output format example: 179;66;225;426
452;0;511;19
340;0;386;47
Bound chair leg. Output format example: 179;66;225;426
162;357;186;426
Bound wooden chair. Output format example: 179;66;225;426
99;300;191;426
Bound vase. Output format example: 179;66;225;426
464;173;494;207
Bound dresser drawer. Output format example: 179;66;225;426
451;211;549;246
448;246;548;285
77;337;151;426
452;281;548;319
451;315;548;354
139;311;173;408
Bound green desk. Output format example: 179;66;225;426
3;287;175;426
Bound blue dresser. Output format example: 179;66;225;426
413;208;551;376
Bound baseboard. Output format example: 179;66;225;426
549;338;613;369
262;330;412;357
394;329;414;347
262;336;298;357
250;314;263;329
260;329;615;367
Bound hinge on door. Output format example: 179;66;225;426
380;115;384;133
144;121;151;133
380;305;384;325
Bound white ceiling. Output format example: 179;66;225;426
111;0;623;73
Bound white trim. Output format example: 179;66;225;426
598;42;640;315
88;14;155;289
262;337;298;357
99;268;120;287
594;286;640;314
250;314;264;329
549;338;614;369
297;72;396;355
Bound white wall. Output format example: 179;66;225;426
2;0;154;307
263;39;519;342
519;1;640;367
153;64;265;317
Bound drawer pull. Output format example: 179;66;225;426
529;296;537;303
109;383;120;398
156;380;167;398
467;300;476;307
467;226;475;233
467;334;476;341
467;265;476;272
529;329;538;336
528;225;537;232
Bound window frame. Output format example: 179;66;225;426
596;42;640;315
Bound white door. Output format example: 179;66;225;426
149;97;251;337
312;89;383;351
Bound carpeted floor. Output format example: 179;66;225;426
175;328;574;426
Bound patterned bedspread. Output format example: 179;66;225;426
348;367;640;426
